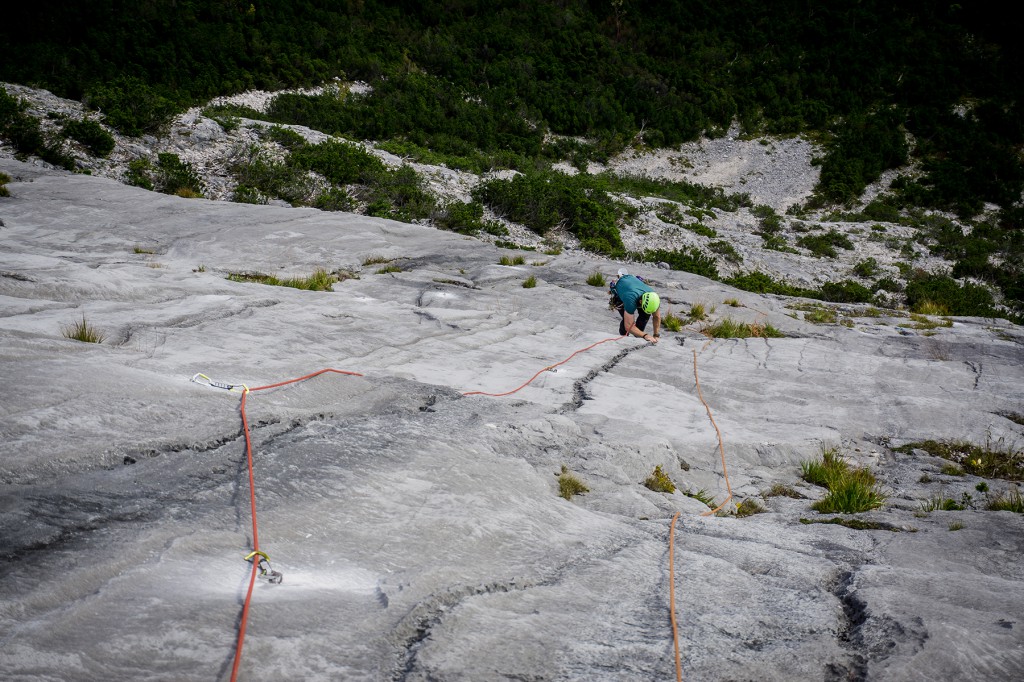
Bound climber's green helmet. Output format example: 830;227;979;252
640;291;660;314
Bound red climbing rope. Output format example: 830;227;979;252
229;368;363;682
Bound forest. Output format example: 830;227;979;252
1;0;1022;316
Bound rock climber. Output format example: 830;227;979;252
610;270;661;344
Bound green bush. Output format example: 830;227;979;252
635;248;719;280
586;271;606;287
84;76;179;137
853;257;879;278
61;118;115;157
155;152;204;197
904;273;996;318
797;229;854;258
433;200;487;235
0;171;10;197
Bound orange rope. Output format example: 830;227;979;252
462;335;626;397
664;346;736;681
692;348;733;516
229;368;362;682
668;511;683;682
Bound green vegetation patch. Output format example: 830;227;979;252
227;268;336;291
894;439;1023;481
799;517;902;532
61;315;105;344
801;446;886;513
558;465;589;501
643;465;676;494
797;229;855;258
988;490;1024;513
701;317;784;339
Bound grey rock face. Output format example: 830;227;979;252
0;158;1022;680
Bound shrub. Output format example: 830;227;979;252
61;118;115;157
904;273;997;318
635;247;719;279
643;465;675;493
84;76;179;137
558;465;589;500
61;315;105;343
853;257;879;278
433;200;487;235
155;152;204;197
0;171;10;197
709;240;742;263
586;271;606;287
797;229;854;258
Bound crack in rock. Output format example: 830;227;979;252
557;344;647;414
390;578;538;681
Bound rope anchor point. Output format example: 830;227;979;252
244;550;283;584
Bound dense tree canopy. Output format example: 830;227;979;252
2;1;1022;218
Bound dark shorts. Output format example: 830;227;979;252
617;306;650;335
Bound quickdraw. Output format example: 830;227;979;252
191;373;249;393
244;550;283;584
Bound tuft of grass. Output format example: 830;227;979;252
812;474;887;514
948;521;965;531
362;255;392;266
920;495;964;512
133;246;156;254
61;315;106;343
558;465;589;500
586;271;606;287
683;488;716;507
499;254;526;266
762;483;805;499
643;465;676;494
895;439;1023;481
701;317;785;339
724;297;740;307
193;264;206;273
802;445;886;513
913;300;951;316
987;490;1024;513
939;463;964;476
735;498;765;517
804;306;837;324
376;264;402;274
687;301;708;322
662;311;683;332
227;268;337;291
522;275;537;288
